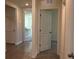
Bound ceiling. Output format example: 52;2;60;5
6;0;32;8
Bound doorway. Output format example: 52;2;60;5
6;5;16;44
23;8;32;55
24;9;32;42
40;9;58;54
5;5;17;54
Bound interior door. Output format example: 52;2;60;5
6;5;16;44
40;10;51;51
6;15;16;44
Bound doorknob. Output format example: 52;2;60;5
68;53;74;59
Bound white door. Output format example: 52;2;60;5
40;10;52;51
6;6;16;44
6;16;16;43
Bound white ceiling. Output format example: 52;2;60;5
6;0;32;8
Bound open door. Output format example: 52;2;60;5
40;10;51;51
40;9;58;52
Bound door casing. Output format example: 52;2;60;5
38;8;60;55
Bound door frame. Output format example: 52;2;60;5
5;3;17;44
38;8;61;55
23;8;32;42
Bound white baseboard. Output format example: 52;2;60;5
31;51;38;58
31;54;37;58
6;41;15;44
23;39;32;42
15;41;23;45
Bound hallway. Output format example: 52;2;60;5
6;41;59;59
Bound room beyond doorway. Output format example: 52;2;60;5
24;9;32;42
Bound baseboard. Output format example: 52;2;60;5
23;39;32;42
31;54;37;58
15;41;23;45
31;51;38;58
6;43;15;45
6;41;15;44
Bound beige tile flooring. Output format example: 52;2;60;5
6;42;59;59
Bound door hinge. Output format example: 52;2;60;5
40;14;41;16
40;29;41;32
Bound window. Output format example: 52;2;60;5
25;11;32;29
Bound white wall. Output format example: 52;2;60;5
64;0;74;59
60;0;74;59
60;4;66;59
16;7;24;45
40;0;61;9
32;0;38;58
